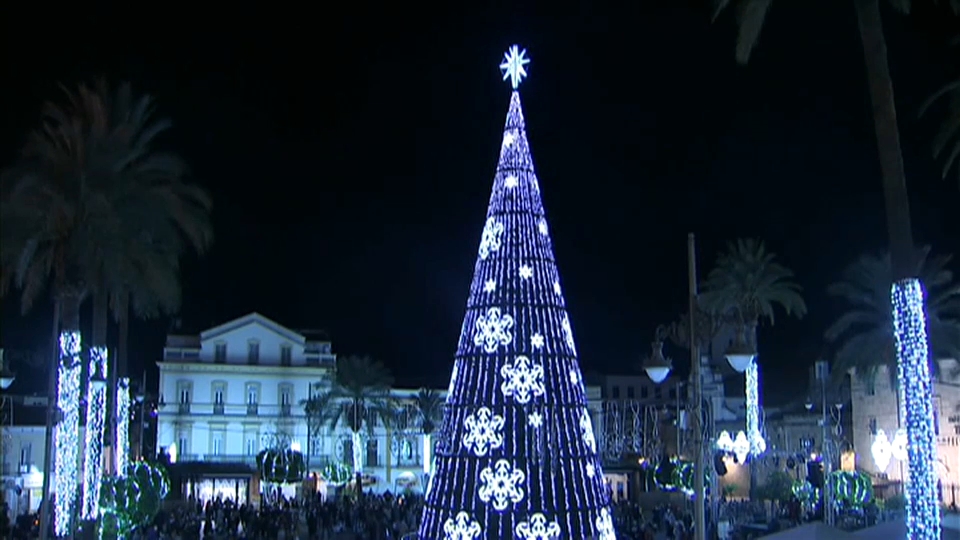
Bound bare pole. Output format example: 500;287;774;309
688;233;706;540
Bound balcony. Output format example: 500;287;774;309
178;454;257;466
280;404;291;417
178;403;191;414
247;403;258;416
213;403;224;415
159;402;305;418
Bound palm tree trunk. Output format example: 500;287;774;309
53;291;83;537
115;293;130;467
854;0;915;275
855;1;940;537
38;299;60;540
80;291;109;521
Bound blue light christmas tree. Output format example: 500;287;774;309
418;46;617;540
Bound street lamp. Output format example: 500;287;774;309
724;327;755;373
0;350;15;389
642;325;673;385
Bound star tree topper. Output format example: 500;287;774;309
500;45;530;89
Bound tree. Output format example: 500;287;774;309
323;355;394;492
418;58;616;539
826;247;960;386
918;38;960;189
301;383;336;468
710;2;956;533
412;388;445;476
700;238;807;338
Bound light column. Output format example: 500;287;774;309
891;279;940;539
116;378;131;472
81;347;108;519
55;331;82;536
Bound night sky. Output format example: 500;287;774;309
1;2;958;402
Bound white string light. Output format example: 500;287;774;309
116;377;131;471
745;361;766;456
891;279;940;539
418;48;616;539
55;331;82;536
82;347;108;519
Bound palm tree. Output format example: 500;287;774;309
323;355;394;492
301;383;336;469
712;3;957;530
826;246;960;387
699;238;807;341
919;38;960;188
1;80;212;533
412;388;445;476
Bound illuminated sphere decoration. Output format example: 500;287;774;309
418;47;617;540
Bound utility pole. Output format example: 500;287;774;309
817;360;833;526
138;370;147;460
689;233;706;540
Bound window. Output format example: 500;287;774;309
654;386;662;400
611;386;620;399
179;385;191;404
245;436;257;456
281;345;292;366
177;381;192;413
866;379;876;396
366;439;379;467
247;341;260;364
247;384;259;405
627;387;635;399
669;388;676;400
869;417;878;435
20;443;32;466
280;385;292;416
178;432;189;456
214;343;227;363
212;432;224;456
641;386;649;399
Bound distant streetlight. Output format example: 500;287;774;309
0;350;15;390
642;325;673;384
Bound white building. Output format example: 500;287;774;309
155;313;446;501
849;360;960;505
1;395;58;520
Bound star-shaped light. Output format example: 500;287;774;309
500;45;531;90
586;462;596;478
538;220;548;236
484;279;497;293
502;130;517;149
519;264;533;279
528;411;543;428
553;280;562;296
505;175;519;189
531;333;544;349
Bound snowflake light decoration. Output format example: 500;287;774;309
478;217;505;260
538;220;549;236
562;315;577;354
553;280;562;296
516;513;561;540
501;356;546;404
502;129;517;149
586;461;596;478
500;45;531;89
474;307;515;353
505;175;519;188
531;333;545;349
528;411;543;428
569;369;580;385
595;508;616;540
872;429;893;472
519;264;533;279
580;410;597;452
462;407;505;457
892;428;909;461
478;459;526;511
443;512;482;540
484;279;497;293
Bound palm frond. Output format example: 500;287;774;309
712;0;775;65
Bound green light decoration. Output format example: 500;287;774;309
791;479;817;503
651;457;708;496
830;471;873;508
98;462;170;539
322;459;353;485
256;448;306;485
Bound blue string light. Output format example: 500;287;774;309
418;48;616;540
891;278;940;540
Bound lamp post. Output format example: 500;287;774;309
642;233;707;540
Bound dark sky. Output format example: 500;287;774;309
1;2;958;402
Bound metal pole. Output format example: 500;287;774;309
689;233;706;540
39;299;60;540
820;365;833;526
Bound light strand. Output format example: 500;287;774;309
55;331;82;536
891;279;940;540
116;377;131;472
745;360;765;456
82;346;108;519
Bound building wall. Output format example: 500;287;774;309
850;361;960;502
1;425;87;518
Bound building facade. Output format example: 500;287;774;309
1;395;60;520
850;360;960;505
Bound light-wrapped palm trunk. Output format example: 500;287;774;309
82;292;109;519
54;293;83;536
855;0;940;537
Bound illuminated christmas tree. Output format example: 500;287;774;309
418;46;616;540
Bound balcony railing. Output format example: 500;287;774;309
247;403;258;416
280;404;291;417
178;454;257;465
213;403;224;415
178;403;191;414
